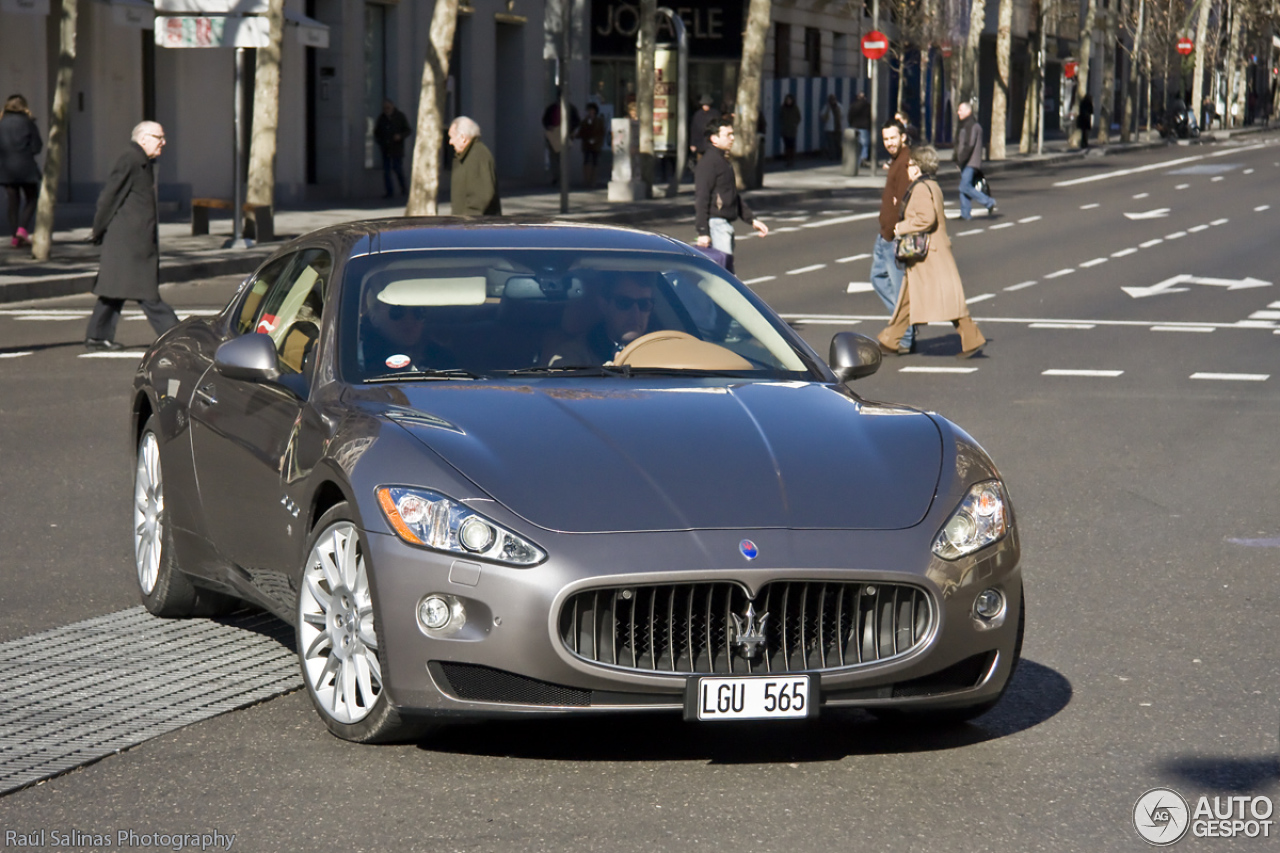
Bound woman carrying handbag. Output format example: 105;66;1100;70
876;145;987;359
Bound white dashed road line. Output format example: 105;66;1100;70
1080;258;1108;268
1080;203;1100;209
1018;216;1042;223
966;293;995;304
1052;142;1271;187
846;282;874;293
1249;311;1280;320
1043;369;1124;377
1187;225;1209;232
743;275;776;285
1045;269;1075;279
899;366;979;374
787;264;827;275
1005;281;1038;291
989;222;1014;230
1176;183;1190;189
836;254;871;263
1139;238;1164;247
1257;205;1271;212
1151;325;1214;333
1133;193;1149;199
1210;218;1229;226
1211;176;1224;182
79;351;145;359
1243;169;1255;175
1030;323;1095;329
956;228;984;236
1112;248;1139;257
1190;373;1269;381
1165;231;1187;239
0;352;33;358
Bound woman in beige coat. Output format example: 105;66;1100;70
877;145;986;358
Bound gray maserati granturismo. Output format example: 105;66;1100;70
130;220;1023;743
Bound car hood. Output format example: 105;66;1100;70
384;381;943;534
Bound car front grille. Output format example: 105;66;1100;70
559;581;933;675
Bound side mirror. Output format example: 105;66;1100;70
829;332;881;382
214;333;282;383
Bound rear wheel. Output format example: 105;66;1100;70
134;417;234;617
297;504;428;743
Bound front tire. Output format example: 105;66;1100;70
134;417;234;617
297;504;426;743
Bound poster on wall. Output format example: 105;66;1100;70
653;49;679;153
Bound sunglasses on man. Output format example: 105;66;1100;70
611;296;654;312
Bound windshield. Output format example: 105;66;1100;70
339;249;821;382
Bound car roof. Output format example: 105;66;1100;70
277;218;704;260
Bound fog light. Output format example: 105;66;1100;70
419;595;451;630
974;588;1005;620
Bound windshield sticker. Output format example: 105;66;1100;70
385;354;411;369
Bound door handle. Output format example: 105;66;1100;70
194;384;218;406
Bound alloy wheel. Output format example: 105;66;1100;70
134;432;164;595
298;522;383;724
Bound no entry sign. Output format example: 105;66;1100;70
1064;60;1078;79
1176;37;1194;55
861;31;888;60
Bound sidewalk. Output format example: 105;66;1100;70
0;128;1252;305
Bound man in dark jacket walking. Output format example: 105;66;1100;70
694;117;768;270
373;99;411;198
84;122;179;351
954;101;996;219
448;116;501;216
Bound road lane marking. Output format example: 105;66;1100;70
966;293;995;304
1249;310;1280;320
1080;258;1108;268
836;253;872;263
1080;203;1100;209
775;226;802;233
1268;301;1280;308
1018;215;1042;223
1257;205;1272;211
1243;168;1255;174
1112;248;1139;257
782;314;1278;331
989;222;1014;229
1005;281;1038;291
846;282;874;293
1210;218;1229;225
956;228;984;236
1052;142;1271;186
787;264;826;275
0;351;34;358
1190;372;1269;381
1045;268;1075;278
1165;231;1187;239
1132;192;1149;198
1139;238;1164;247
801;212;879;228
1030;323;1095;329
900;366;979;374
1151;325;1214;332
1187;224;1209;232
1043;369;1124;377
79;351;145;359
1211;176;1224;182
743;276;776;285
1176;183;1190;189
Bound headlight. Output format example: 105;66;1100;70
931;480;1010;560
376;486;546;566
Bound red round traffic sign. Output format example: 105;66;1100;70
1064;60;1078;79
1176;37;1194;55
861;31;889;60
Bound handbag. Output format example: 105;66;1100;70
894;231;930;263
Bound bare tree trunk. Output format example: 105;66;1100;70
931;49;944;143
1191;0;1212;125
963;0;988;102
990;0;1013;158
406;0;459;215
1020;35;1038;152
1069;0;1097;147
246;0;285;226
1099;2;1116;143
1123;0;1145;141
637;0;656;188
894;52;906;115
30;0;78;261
919;49;929;140
731;0;771;189
1224;0;1243;126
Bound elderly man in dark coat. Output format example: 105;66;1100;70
447;116;501;216
84;121;179;351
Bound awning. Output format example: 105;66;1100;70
284;8;328;48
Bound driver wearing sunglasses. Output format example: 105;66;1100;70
547;272;657;366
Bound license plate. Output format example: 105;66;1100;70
686;675;813;721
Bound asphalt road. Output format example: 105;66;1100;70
0;135;1277;852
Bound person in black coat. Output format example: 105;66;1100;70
0;94;43;248
84;122;180;351
1076;93;1094;148
373;99;411;198
694;117;768;269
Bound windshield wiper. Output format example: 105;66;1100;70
365;368;485;383
503;364;631;377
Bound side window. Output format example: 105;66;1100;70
256;249;332;375
234;254;296;335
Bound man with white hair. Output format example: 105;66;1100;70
84;121;179;351
447;116;501;216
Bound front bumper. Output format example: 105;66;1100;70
364;522;1023;720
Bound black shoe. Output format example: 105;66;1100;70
85;338;124;351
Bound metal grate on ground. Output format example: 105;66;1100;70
0;607;300;795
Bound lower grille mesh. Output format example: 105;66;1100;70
560;581;932;675
433;662;591;706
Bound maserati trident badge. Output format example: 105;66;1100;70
731;602;769;658
738;539;758;560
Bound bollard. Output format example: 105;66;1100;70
841;128;861;176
